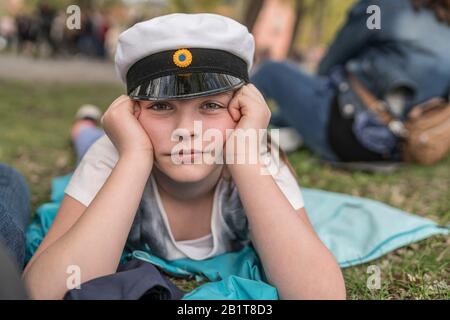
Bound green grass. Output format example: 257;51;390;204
0;80;448;299
288;151;449;299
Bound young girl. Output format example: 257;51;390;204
22;13;345;300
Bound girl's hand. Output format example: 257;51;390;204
101;95;154;161
227;84;271;131
225;84;271;162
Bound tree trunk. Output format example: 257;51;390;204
243;0;265;31
288;0;305;57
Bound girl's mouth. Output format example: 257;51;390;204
169;149;204;163
176;149;202;156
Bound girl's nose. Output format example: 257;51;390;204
172;129;194;142
172;121;201;142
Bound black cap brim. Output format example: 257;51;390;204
129;72;245;100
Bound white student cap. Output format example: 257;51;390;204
114;13;255;100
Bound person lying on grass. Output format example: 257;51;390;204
23;13;346;300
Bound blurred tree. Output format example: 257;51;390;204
295;0;356;48
243;0;264;31
170;0;191;12
169;0;225;13
288;0;306;56
242;0;356;52
11;0;124;14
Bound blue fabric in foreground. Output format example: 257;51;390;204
25;174;448;300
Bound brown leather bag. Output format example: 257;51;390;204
349;74;450;165
403;98;450;165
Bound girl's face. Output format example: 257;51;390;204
136;90;237;183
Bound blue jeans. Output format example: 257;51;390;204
0;127;104;269
250;60;338;161
0;164;30;269
74;126;104;163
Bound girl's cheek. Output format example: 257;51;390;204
138;116;173;149
202;117;236;144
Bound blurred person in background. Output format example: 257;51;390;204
251;0;450;162
0;15;16;51
15;14;39;55
36;0;56;56
0;103;103;299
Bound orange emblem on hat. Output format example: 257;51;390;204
173;49;192;68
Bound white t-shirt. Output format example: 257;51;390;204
175;233;213;258
64;134;304;261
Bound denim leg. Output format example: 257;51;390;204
74;126;105;163
0;164;30;269
0;242;28;299
251;60;338;161
269;111;291;128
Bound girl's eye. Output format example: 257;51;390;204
148;103;173;111
202;103;223;111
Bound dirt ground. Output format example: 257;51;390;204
0;53;120;84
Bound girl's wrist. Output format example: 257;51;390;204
226;159;264;178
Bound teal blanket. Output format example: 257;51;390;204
26;174;448;300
